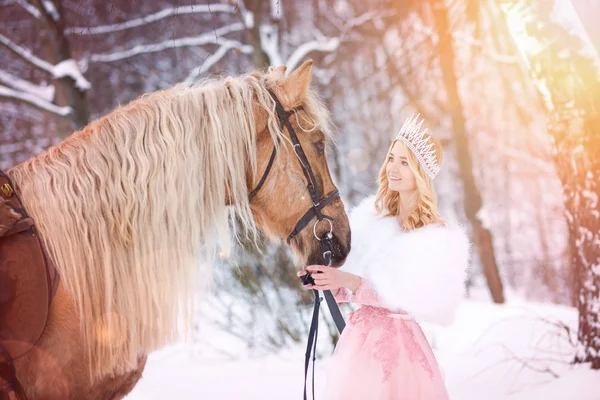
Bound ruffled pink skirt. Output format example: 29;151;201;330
324;306;450;400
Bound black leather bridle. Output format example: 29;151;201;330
248;89;340;246
248;90;346;400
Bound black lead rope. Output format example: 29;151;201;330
301;238;346;400
303;289;321;400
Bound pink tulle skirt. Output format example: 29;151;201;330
324;306;450;400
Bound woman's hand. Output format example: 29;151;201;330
297;265;360;292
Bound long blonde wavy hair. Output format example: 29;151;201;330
375;134;445;231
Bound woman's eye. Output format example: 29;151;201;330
402;161;408;166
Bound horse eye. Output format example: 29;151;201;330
314;141;325;153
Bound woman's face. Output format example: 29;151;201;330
386;141;417;194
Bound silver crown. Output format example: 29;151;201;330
394;114;440;179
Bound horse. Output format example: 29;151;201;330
3;60;351;399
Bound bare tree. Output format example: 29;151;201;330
0;0;362;141
497;0;600;368
0;0;91;136
429;0;505;303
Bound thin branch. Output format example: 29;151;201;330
269;0;280;20
184;43;241;83
40;0;59;22
89;23;247;63
15;0;41;18
260;23;283;67
1;31;91;89
346;9;395;30
0;84;71;116
0;33;54;73
65;3;236;35
288;8;393;72
0;70;54;101
286;37;340;72
235;0;254;29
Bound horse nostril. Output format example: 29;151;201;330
330;236;349;263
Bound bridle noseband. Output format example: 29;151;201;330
248;89;340;247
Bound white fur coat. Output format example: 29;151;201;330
340;195;471;326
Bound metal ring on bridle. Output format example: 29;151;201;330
313;218;333;241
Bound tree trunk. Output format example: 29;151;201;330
431;0;505;303
245;0;271;68
35;0;89;137
497;0;600;368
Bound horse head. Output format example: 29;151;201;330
244;60;351;268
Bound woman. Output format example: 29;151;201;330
298;114;470;400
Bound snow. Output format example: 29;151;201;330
582;190;598;209
41;0;59;22
260;24;283;67
126;295;600;400
0;33;55;73
270;0;281;20
0;70;54;101
552;0;600;74
52;59;91;90
15;0;41;19
243;11;254;29
0;37;90;94
0;84;71;116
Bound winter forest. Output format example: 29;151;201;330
1;0;600;399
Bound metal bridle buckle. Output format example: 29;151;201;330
313;218;333;241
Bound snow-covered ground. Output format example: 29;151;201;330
126;294;600;400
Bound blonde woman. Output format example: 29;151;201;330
298;114;470;399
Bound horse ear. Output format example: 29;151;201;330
282;59;313;103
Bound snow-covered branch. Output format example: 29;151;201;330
235;0;254;29
285;9;392;73
0;84;71;116
184;42;252;82
53;59;91;90
89;23;247;63
65;3;236;35
270;0;281;20
260;24;283;67
15;0;41;18
40;0;59;22
0;35;90;90
286;37;340;72
0;70;54;101
0;33;55;73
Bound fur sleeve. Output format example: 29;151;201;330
364;223;471;326
337;195;378;276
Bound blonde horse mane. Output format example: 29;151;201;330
7;67;331;380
